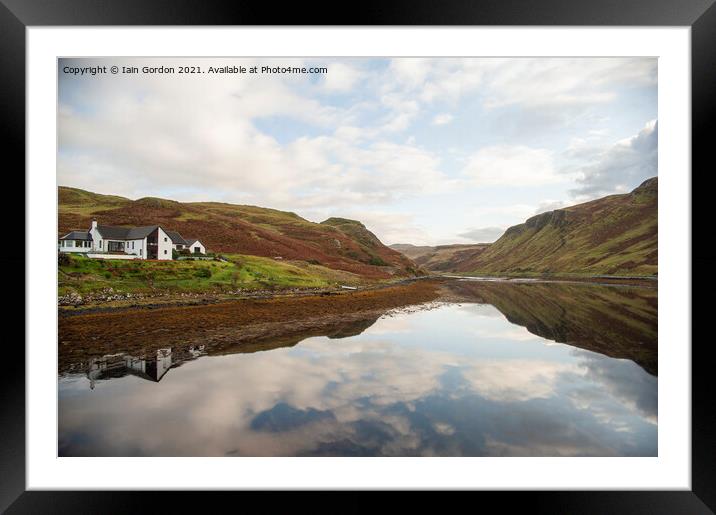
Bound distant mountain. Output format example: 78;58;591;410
392;177;657;277
58;187;418;279
390;243;491;273
468;177;658;276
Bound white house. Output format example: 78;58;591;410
164;231;206;255
58;220;200;260
184;238;207;255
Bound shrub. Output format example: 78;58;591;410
103;271;112;279
58;253;70;267
368;256;388;266
194;268;212;278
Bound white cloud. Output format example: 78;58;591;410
534;199;571;215
382;57;655;123
388;58;431;87
432;113;454;126
463;145;564;187
462;360;583;402
457;226;504;243
58;57;657;246
480;58;656;110
570;120;657;198
323;62;362;92
58;58;452;216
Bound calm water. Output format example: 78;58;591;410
58;280;657;457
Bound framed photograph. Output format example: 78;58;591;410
3;0;711;511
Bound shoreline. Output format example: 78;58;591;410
58;277;658;377
58;280;444;372
58;273;656;316
58;276;433;317
441;274;657;288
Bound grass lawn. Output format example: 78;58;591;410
58;253;363;297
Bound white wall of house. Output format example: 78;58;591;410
157;227;173;260
87;253;139;260
124;238;146;258
189;241;207;254
58;240;91;253
88;220;102;252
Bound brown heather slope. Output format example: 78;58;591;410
467;177;658;277
390;243;491;272
58;187;417;279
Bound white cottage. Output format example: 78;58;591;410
59;219;190;260
184;238;207;255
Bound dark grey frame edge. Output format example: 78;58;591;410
1;0;712;512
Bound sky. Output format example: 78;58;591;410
58;57;657;246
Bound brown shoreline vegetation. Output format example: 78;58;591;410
58;277;657;376
59;280;443;372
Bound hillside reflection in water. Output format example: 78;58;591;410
58;281;657;457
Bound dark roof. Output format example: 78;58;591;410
164;230;187;246
96;225;159;240
127;226;161;239
60;231;92;241
185;238;201;246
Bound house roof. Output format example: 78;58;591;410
185;238;201;246
164;230;187;246
60;231;93;241
96;225;160;240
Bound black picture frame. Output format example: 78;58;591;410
2;0;711;512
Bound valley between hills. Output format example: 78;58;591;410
58;177;656;309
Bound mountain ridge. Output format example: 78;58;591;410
467;177;657;276
390;178;657;276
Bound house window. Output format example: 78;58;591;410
99;241;102;249
108;241;125;252
164;250;167;255
139;249;142;256
164;237;168;242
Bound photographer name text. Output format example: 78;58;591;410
62;65;329;76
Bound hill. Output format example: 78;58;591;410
445;280;657;375
58;187;417;279
390;243;491;272
467;177;658;277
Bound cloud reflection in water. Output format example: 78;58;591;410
59;300;657;457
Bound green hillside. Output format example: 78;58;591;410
468;178;657;277
59;252;362;300
58;187;417;279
